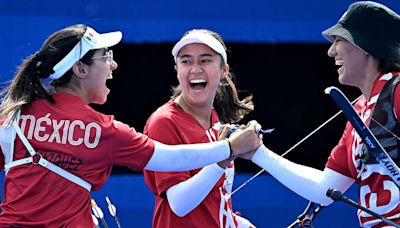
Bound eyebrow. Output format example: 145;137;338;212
103;48;109;54
179;53;214;59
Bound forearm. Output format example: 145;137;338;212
251;145;355;205
144;140;229;171
166;164;224;217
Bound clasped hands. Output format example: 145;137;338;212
217;120;264;168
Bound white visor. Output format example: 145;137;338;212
48;26;122;81
172;31;227;64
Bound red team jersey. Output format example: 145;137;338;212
0;93;155;227
144;101;237;228
326;72;400;227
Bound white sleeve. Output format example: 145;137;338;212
251;145;355;205
144;140;229;171
165;163;225;217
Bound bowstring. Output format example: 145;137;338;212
230;95;363;196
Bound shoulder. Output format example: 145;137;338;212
145;101;184;131
144;101;191;144
148;102;177;122
354;96;366;113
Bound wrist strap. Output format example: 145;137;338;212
226;139;234;159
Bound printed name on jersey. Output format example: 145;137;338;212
20;113;101;148
32;151;83;171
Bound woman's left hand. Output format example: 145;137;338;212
218;124;238;168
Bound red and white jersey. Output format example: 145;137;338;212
0;93;155;227
144;100;238;228
326;72;400;227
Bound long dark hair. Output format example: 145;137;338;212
378;59;400;73
171;29;254;124
0;24;96;121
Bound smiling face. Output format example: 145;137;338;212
327;36;371;88
176;43;228;109
84;48;118;104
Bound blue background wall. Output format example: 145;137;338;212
1;0;400;80
0;172;359;227
90;174;360;227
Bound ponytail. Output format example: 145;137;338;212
0;24;88;121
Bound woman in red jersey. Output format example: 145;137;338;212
144;29;256;228
247;2;400;227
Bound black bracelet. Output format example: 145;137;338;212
226;139;234;160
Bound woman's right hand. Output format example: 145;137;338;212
237;149;258;160
228;120;262;157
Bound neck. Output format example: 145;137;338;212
359;59;380;100
55;84;89;104
175;95;213;129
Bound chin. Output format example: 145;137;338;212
338;75;349;85
339;77;357;88
98;90;110;104
338;76;346;85
92;96;108;105
99;97;108;104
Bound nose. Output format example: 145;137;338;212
110;59;118;70
327;42;337;58
190;64;203;74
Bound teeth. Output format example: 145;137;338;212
335;60;343;66
190;79;207;83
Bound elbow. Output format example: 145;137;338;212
293;190;334;206
310;187;335;206
317;197;334;206
169;202;189;217
166;186;191;217
175;211;188;218
310;186;334;206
